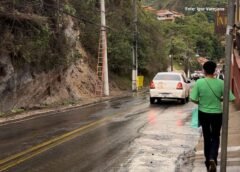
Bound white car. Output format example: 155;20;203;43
149;72;191;104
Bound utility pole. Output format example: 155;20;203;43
220;0;235;171
187;57;190;78
237;0;239;21
100;0;109;96
132;0;138;91
56;0;60;33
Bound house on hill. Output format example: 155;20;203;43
142;6;184;22
156;9;174;21
156;9;184;21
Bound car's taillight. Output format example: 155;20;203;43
150;81;155;89
176;82;183;89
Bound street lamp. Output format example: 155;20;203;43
169;54;173;71
185;55;190;78
195;49;200;57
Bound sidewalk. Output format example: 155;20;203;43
192;104;240;172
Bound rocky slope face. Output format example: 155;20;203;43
0;32;100;113
0;54;100;112
0;1;119;113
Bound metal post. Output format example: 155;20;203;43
132;0;138;91
237;0;239;21
170;39;174;71
13;72;17;109
100;0;109;96
187;57;190;78
168;55;172;71
56;0;60;33
220;0;235;171
185;56;190;78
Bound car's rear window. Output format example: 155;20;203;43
154;74;181;81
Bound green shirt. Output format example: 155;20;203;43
190;78;235;113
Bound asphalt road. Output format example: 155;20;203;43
0;93;200;172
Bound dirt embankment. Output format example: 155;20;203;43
0;11;121;114
0;49;122;114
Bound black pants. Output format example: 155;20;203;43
199;110;222;166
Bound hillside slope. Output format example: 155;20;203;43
0;0;168;113
0;1;119;113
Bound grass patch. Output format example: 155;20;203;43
62;99;76;106
11;108;25;114
173;62;184;71
0;112;5;116
110;74;131;90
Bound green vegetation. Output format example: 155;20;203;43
0;112;4;116
64;4;76;15
73;0;224;77
0;0;224;84
142;0;227;11
0;1;81;71
143;0;228;23
11;108;25;114
163;12;224;69
72;0;169;79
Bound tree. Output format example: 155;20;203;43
161;12;224;71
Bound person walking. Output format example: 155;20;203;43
217;70;224;80
190;61;235;172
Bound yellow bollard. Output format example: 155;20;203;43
137;76;144;89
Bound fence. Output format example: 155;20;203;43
232;49;240;110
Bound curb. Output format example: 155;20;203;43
0;89;148;125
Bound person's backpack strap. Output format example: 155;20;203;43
204;79;222;101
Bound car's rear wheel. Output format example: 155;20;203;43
150;97;155;104
186;96;189;102
180;98;186;104
157;98;162;104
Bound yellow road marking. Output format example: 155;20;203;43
0;118;109;171
0;104;138;171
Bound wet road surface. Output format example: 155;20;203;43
0;93;200;172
